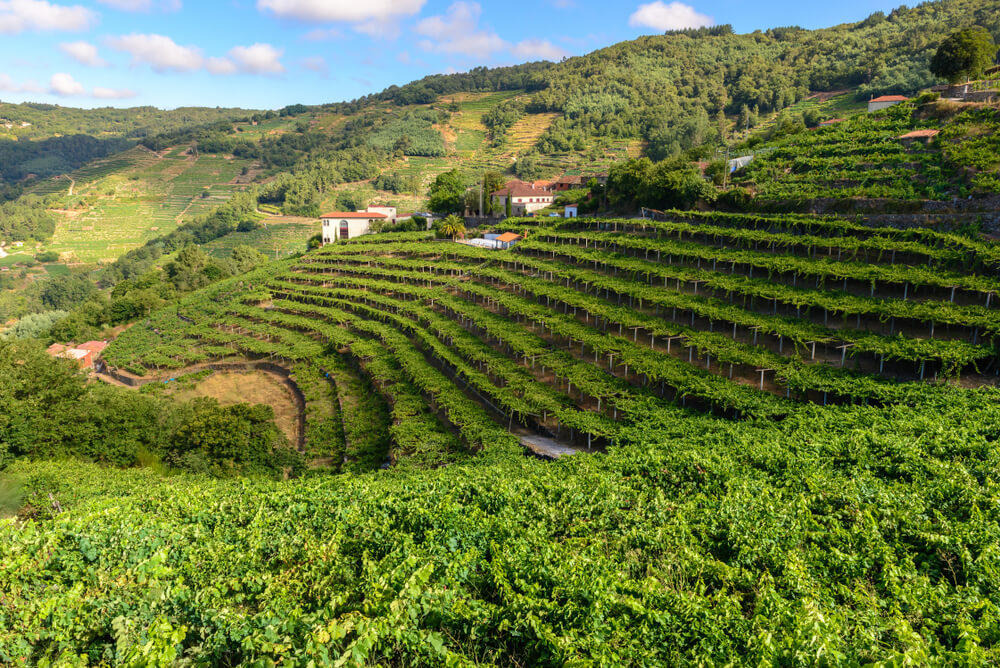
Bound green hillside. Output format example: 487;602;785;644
734;99;1000;201
6;209;1000;661
5;1;1000;661
2;0;997;269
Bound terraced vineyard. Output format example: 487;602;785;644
736;101;1000;201
39;148;253;263
105;210;1000;470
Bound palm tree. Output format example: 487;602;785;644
439;214;466;241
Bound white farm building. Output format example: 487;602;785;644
491;182;554;216
320;211;388;244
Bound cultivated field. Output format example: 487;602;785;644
37;148;252;264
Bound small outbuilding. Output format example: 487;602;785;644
564;204;578;218
898;129;940;144
868;95;908;113
495;232;521;250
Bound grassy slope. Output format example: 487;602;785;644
24;146;253;265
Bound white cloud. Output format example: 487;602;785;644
0;72;43;92
60;41;109;67
0;71;134;98
353;18;399;39
511;38;567;61
108;33;203;71
257;0;424;22
97;0;181;11
205;56;237;75
108;34;286;76
300;55;327;75
628;1;713;32
228;43;285;74
0;0;96;33
303;27;341;41
414;2;506;58
49;72;85;96
92;85;136;98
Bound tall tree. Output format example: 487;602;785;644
427;170;466;214
930;28;996;84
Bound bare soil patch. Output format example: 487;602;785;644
170;371;300;445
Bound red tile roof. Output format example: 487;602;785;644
77;340;108;354
871;95;909;102
496;232;521;243
491;182;554;198
898;129;940;139
320;211;388;219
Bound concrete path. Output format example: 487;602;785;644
517;432;580;459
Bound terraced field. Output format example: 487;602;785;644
199;218;316;260
736;100;999;201
105;210;1000;470
40;149;252;263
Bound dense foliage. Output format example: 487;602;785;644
365;109;447;157
0;339;298;476
5;387;1000;663
930;27;997;83
0;196;55;242
384;0;1000;158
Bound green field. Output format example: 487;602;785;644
38;149;252;264
200;219;316;260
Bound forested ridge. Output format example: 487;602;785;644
373;0;1000;156
3;0;998;193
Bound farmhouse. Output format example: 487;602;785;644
320;211;388;244
365;206;398;223
491;182;554;216
46;340;108;370
868;95;908;113
553;174;584;191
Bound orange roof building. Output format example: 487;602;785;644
868;95;909;112
77;340;108;354
490;182;554;216
898;129;940;141
319;211;389;244
495;232;521;249
320;211;388;219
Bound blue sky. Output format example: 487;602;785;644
0;0;903;109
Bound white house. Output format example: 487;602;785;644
365;206;397;223
868;95;908;113
491;181;554;216
564;204;578;218
320;211;388;244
